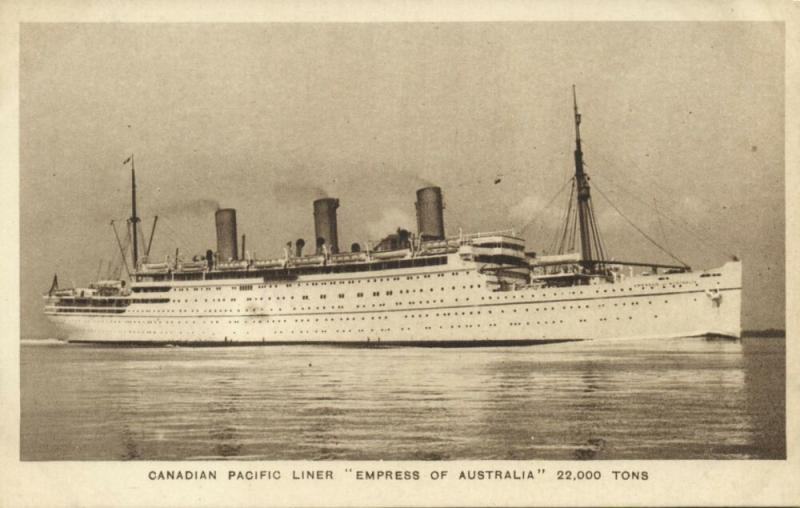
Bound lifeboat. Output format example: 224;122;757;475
420;240;448;249
217;260;249;271
178;261;207;272
291;255;325;267
419;246;452;255
253;258;286;269
331;252;368;264
140;262;170;273
372;249;409;260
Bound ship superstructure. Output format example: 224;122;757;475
43;91;742;345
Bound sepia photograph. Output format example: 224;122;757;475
3;2;798;506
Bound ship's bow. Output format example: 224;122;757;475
707;260;742;338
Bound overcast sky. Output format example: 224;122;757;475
20;22;784;336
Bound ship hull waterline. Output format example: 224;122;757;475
46;260;742;347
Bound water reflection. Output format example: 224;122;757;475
120;426;140;460
741;339;786;458
20;338;784;460
580;371;602;393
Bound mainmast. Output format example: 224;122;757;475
571;86;605;271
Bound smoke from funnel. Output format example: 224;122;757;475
273;179;328;203
159;198;221;216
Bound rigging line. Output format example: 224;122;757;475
580;143;676;209
585;203;599;261
654;197;669;248
582;139;675;193
550;186;565;253
589;200;606;260
102;259;113;281
111;226;131;280
155;217;194;254
112;229;126;278
582;156;736;258
106;244;120;280
587;166;694;232
583;139;694;201
590;203;608;263
592;181;690;268
553;209;564;253
597;212;609;261
568;184;579;253
567;216;574;252
560;203;570;253
590;170;736;259
154;222;177;250
552;181;575;254
544;177;576;254
110;221;130;279
548;220;560;255
120;227;132;251
556;183;575;254
136;222;145;250
567;193;579;253
519;175;575;234
163;217;197;249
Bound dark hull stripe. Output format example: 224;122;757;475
65;332;741;348
67;338;583;348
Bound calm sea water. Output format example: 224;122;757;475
20;337;785;460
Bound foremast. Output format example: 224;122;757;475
125;154;141;270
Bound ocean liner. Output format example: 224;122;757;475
43;90;742;345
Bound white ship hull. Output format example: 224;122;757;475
46;257;742;346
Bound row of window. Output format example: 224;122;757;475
63;311;660;334
55;308;127;314
472;242;525;252
136;284;696;311
144;278;704;302
71;293;693;319
131;286;171;293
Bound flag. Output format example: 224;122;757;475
123;155;132;165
